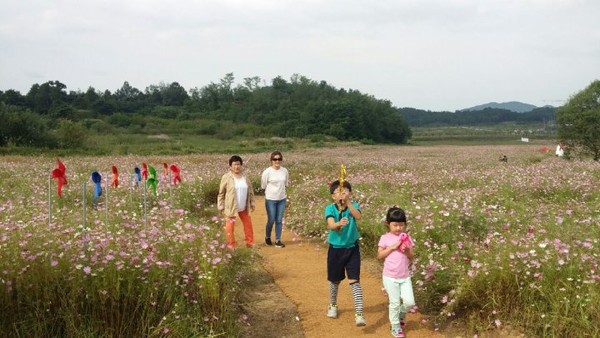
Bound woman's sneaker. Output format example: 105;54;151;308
391;324;405;337
327;304;338;318
275;240;285;248
265;238;273;246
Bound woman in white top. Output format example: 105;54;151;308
261;151;289;248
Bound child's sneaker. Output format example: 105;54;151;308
327;304;338;318
355;313;366;326
391;324;405;337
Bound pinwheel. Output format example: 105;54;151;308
91;171;102;208
134;166;142;186
142;162;149;180
110;165;119;188
170;164;181;185
146;165;158;194
163;162;169;176
51;158;68;198
399;232;413;251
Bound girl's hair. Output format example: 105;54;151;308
386;207;407;223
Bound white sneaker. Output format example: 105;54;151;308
327;304;338;318
355;313;366;326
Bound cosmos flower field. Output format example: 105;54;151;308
284;145;599;337
1;145;598;337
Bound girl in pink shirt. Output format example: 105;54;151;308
377;207;415;338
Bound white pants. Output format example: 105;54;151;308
382;275;415;326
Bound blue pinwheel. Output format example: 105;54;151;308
91;171;102;209
134;166;142;187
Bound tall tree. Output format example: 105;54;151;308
25;81;68;114
162;82;189;106
0;89;26;106
556;80;600;160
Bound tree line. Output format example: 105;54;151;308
398;106;556;127
0;74;412;149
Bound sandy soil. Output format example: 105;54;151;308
238;196;446;338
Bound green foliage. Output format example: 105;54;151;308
556;79;600;160
55;119;88;148
2;74;413;151
0;104;56;147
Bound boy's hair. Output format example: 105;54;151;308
329;180;352;194
229;155;243;166
386;207;407;223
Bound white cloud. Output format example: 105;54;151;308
1;0;599;110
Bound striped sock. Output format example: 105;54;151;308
350;282;364;315
329;281;339;305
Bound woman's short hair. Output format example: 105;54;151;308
229;155;243;166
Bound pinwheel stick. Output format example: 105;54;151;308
82;182;87;230
336;164;347;232
48;173;52;227
105;176;109;226
337;164;347;210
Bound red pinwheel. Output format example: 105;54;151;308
51;158;68;198
142;162;149;180
170;164;181;185
110;165;119;188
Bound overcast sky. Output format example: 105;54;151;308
1;0;599;111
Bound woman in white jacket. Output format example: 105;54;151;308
261;151;289;248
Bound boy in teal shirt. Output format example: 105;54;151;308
325;179;365;326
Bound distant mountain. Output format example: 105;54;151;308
461;101;538;113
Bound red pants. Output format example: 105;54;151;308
224;210;254;248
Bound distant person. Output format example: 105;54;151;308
217;155;256;249
378;207;416;338
499;154;508;162
325;179;366;326
556;144;565;157
261;151;289;248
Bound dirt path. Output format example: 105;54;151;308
239;196;445;338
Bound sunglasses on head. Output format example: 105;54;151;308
272;157;282;161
